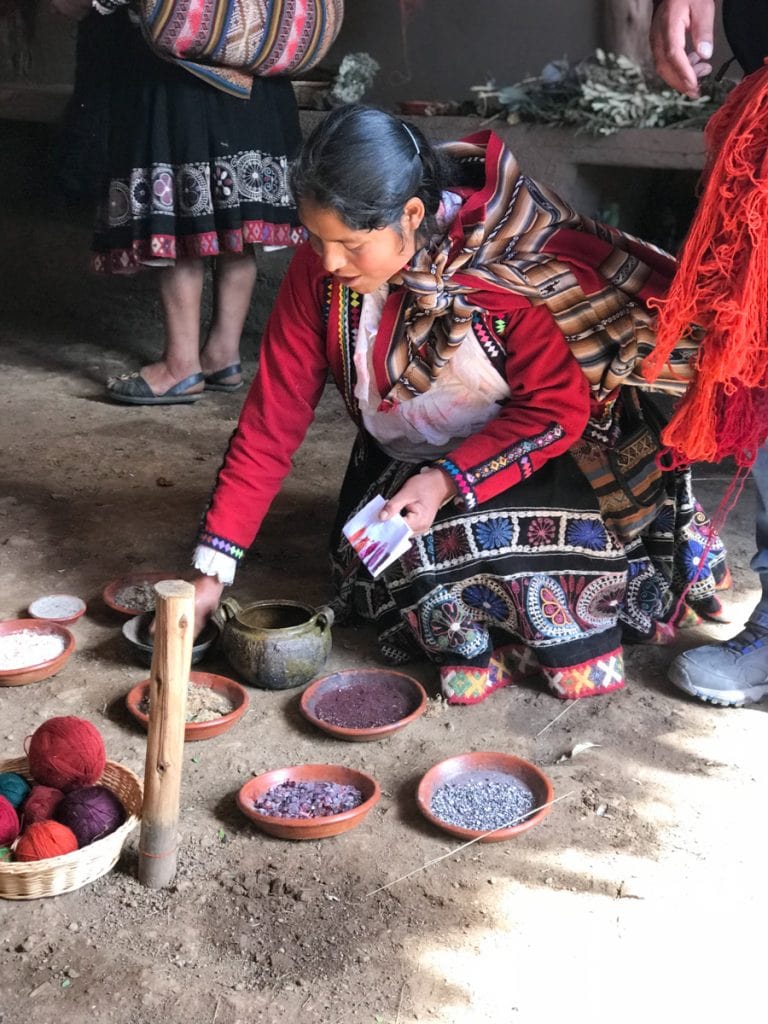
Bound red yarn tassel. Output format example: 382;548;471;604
644;61;768;468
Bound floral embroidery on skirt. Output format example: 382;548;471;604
329;434;727;705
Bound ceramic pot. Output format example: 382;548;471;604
214;598;334;690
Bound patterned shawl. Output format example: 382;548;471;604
386;131;696;405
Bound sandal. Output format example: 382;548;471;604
106;371;205;406
203;363;243;392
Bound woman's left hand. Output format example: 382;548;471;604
379;467;457;535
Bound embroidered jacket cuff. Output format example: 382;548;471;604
196;528;246;562
433;457;478;511
439;424;568;508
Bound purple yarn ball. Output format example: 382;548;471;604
54;785;125;847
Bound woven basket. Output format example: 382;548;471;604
0;757;143;900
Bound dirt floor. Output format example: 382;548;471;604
1;123;768;1024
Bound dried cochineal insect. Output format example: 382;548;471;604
253;780;363;819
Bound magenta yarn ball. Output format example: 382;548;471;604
0;795;20;847
23;785;65;826
26;716;107;791
55;786;125;847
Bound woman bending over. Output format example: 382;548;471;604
189;104;726;704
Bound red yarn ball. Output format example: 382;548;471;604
55;786;125;847
0;795;20;847
14;820;78;861
23;785;65;826
26;716;106;792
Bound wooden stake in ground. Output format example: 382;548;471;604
138;579;195;888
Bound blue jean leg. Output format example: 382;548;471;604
749;444;768;618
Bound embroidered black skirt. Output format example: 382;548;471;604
60;9;303;273
329;433;727;704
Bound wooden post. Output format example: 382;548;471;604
601;0;653;67
138;580;194;888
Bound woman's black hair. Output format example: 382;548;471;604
290;104;458;240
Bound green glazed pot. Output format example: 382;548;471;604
213;598;334;690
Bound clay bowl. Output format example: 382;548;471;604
102;571;182;616
237;763;380;841
125;671;249;742
300;668;427;742
122;612;218;667
0;618;76;687
417;751;554;843
27;594;87;625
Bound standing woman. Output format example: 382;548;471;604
52;0;304;404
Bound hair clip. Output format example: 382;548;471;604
401;122;421;157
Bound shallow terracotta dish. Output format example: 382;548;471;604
300;668;427;742
27;594;87;625
417;751;554;843
102;571;182;616
125;671;249;742
237;763;380;841
0;619;76;687
122;612;217;667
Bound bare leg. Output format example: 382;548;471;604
139;258;206;395
200;251;259;386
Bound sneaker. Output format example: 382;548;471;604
668;620;768;706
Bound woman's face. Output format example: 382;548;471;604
299;199;424;294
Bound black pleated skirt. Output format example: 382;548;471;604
58;10;303;273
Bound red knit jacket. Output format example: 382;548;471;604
197;241;591;563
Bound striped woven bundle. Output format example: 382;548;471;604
386;131;695;407
138;0;344;96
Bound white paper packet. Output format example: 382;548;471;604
342;495;414;577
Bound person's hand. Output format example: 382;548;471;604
650;0;716;97
50;0;92;18
192;574;225;637
378;467;457;535
147;574;224;640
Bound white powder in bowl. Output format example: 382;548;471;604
0;630;67;670
28;594;86;621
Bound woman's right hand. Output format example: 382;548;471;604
193;574;225;637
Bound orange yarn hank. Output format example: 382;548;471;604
643;61;768;468
14;820;78;862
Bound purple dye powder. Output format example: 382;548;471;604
253;780;363;819
314;679;417;729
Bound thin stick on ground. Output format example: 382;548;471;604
535;699;576;738
364;790;576;898
395;981;407;1024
